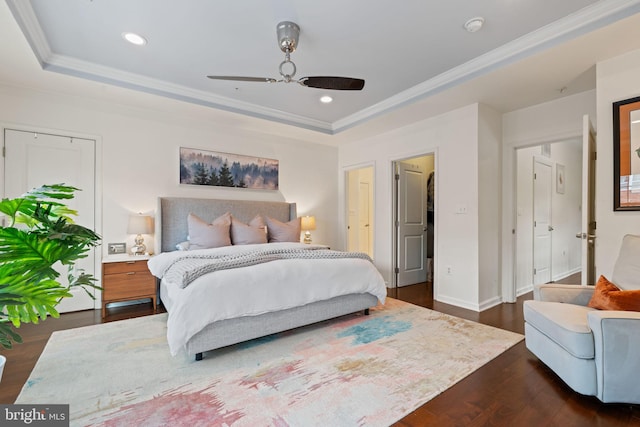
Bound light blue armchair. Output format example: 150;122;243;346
523;234;640;404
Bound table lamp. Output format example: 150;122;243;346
127;214;152;255
301;215;316;244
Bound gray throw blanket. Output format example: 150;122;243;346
163;247;374;289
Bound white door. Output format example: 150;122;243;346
396;161;427;286
358;181;372;256
533;156;552;285
346;167;374;256
579;115;597;285
4;129;97;312
346;169;359;252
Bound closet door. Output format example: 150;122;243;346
396;161;427;286
4;128;97;312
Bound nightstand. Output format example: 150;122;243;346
102;255;157;317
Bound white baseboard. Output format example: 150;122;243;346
435;294;480;312
479;296;503;311
516;285;533;297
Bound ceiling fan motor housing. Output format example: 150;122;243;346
277;21;300;53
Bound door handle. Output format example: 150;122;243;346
575;233;596;240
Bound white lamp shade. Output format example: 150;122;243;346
301;215;316;231
127;214;153;235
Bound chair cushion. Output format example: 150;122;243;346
611;234;640;290
524;300;597;359
588;275;640;311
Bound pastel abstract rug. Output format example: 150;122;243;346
17;298;522;426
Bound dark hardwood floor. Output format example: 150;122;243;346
1;285;638;426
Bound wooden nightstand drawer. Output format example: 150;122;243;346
103;272;155;300
102;257;157;317
103;259;149;275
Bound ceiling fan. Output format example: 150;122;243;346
207;21;365;91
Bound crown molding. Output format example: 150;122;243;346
45;53;334;133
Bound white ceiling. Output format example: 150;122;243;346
4;0;640;135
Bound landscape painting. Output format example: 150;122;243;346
179;147;278;190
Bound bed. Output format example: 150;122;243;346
149;197;387;360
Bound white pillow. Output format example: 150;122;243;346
175;241;191;251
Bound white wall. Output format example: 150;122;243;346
340;103;489;310
595;48;640;279
0;84;340;259
478;104;502;308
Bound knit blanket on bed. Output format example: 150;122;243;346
162;247;374;289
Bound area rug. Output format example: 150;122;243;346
17;298;522;426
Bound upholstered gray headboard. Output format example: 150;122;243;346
156;197;297;253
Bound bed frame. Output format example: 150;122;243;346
156;197;377;360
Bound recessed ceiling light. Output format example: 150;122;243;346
320;95;333;104
122;32;147;46
464;17;485;33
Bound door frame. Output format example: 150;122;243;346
1;122;103;309
390;151;436;288
502;130;582;302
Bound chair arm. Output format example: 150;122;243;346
587;310;640;404
533;284;594;305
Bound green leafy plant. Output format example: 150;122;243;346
0;184;101;349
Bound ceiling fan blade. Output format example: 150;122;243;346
300;76;365;90
207;76;278;83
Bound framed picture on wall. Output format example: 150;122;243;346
556;163;565;194
613;95;640;210
179;147;279;190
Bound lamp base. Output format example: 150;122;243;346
303;231;312;244
131;234;147;255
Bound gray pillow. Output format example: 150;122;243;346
265;216;301;243
187;212;231;250
231;215;267;245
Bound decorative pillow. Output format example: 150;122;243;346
587;275;640;311
175;241;191;251
265;216;301;243
231;215;267;245
187;212;231;250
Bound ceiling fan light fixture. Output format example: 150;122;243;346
464;17;485;33
122;32;147;46
320;95;333;104
206;21;365;91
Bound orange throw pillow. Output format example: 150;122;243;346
587;275;640;311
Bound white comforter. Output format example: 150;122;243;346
148;242;387;355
